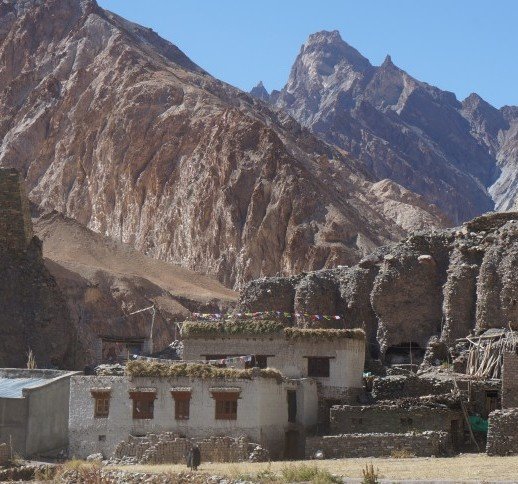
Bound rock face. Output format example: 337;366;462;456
237;211;518;361
0;0;447;288
262;30;518;224
0;168;75;368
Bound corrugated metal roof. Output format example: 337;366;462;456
0;377;49;398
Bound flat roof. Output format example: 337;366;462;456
0;377;50;398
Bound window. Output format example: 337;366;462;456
91;389;111;418
212;391;239;420
287;390;297;423
171;390;191;420
129;390;156;419
307;357;330;377
400;417;413;426
98;435;106;442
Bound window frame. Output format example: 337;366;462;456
129;390;157;420
171;390;191;420
91;389;111;418
211;391;239;420
306;356;332;378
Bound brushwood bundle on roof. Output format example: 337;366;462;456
126;360;283;382
182;320;365;341
182;320;285;337
284;327;365;341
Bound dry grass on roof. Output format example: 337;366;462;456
182;320;285;338
284;327;365;341
125;360;283;383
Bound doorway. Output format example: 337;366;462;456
284;430;301;460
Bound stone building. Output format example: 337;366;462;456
68;365;318;460
0;368;79;457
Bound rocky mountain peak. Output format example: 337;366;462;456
250;81;270;101
297;29;372;78
381;54;394;67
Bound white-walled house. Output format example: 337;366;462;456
68;369;318;459
182;324;366;401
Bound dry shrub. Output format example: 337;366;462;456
183;320;285;338
362;462;379;484
284;327;365;341
126;360;283;383
391;448;415;458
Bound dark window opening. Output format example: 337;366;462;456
246;355;268;369
307;357;330;377
385;342;425;366
171;391;191;420
98;435;106;442
129;391;156;419
400;417;413;426
484;390;500;418
287;390;297;423
212;392;239;420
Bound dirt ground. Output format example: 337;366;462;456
114;454;518;481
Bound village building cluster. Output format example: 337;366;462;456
0;314;516;463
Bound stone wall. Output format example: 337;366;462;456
0;168;33;252
371;374;454;400
330;404;463;437
0;443;11;465
306;431;450;458
502;352;518;408
486;408;518;455
114;433;255;464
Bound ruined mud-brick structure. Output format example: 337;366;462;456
233;212;518;457
0;168;76;368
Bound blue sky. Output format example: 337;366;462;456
98;1;518;108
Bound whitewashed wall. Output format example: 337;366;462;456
68;375;317;459
183;336;365;396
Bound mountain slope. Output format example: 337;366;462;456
256;30;517;224
34;211;237;363
0;0;446;287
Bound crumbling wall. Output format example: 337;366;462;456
306;431;450;458
0;168;33;251
0;169;76;368
486;409;518;455
371;374;454;400
113;434;260;463
236;213;518;361
502;352;518;408
330;404;462;436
